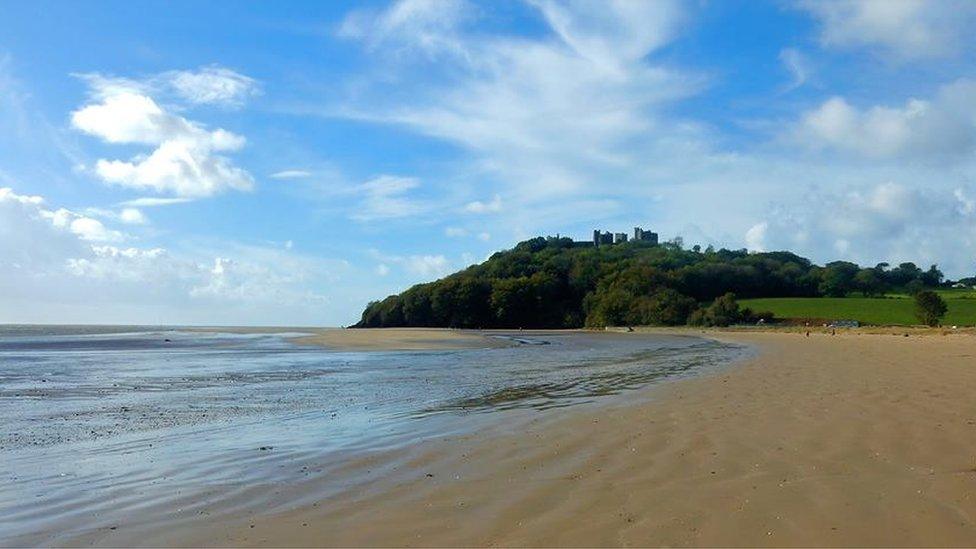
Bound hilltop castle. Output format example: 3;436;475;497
545;226;660;248
592;226;658;247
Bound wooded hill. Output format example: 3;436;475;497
355;236;947;329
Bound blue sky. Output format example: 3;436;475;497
2;0;976;325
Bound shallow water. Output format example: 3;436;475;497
0;326;743;545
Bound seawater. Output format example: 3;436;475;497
0;326;743;545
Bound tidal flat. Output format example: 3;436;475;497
0;326;738;546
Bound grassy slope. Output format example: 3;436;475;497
741;290;976;326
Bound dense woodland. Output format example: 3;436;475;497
355;237;948;329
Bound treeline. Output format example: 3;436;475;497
355;237;948;329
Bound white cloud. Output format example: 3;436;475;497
793;79;976;160
0;188;86;272
0;186;42;206
301;1;976;287
42;207;124;242
779;48;810;91
71;73;254;197
331;0;700;213
744;222;767;252
119;207;147;225
404;254;450;278
0;185;353;325
270;169;313;179
0;187;123;262
191;257;293;301
164;66;259;107
352;175;426;221
463;194;502;214
796;0;976;59
119;197;194;207
65;246;169;280
71;90;167;144
749;181;976;273
71;216;123;242
375;263;390;276
532;0;684;70
368;248;454;280
338;0;472;56
444;226;490;241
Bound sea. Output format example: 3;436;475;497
0;325;744;545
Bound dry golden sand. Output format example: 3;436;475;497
190;331;976;547
291;328;508;351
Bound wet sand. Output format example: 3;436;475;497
7;328;737;547
184;326;506;351
178;330;976;547
293;328;508;351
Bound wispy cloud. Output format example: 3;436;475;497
329;0;701;211
270;169;313;179
779;48;810;91
338;0;473;57
119;197;194;207
351;175;428;221
368;247;453;280
163;66;259;107
463;194;502;214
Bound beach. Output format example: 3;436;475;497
0;327;734;546
7;327;976;546
289;327;510;350
179;329;976;547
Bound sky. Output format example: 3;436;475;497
2;0;976;326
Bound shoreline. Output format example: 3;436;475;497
11;329;739;548
183;326;515;351
171;329;976;547
289;327;513;351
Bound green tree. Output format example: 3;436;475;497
401;286;434;326
920;264;944;287
914;290;948;327
888;262;922;287
904;279;925;296
490;277;534;327
819;261;859;297
584;288;633;327
630;288;697;326
354;235;956;329
854;268;886;297
688;293;742;327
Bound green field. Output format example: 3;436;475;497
740;290;976;326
